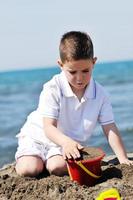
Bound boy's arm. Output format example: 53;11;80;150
43;118;83;160
102;123;133;164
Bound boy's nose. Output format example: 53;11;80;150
76;73;83;82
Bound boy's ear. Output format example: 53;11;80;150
93;57;97;64
57;59;63;68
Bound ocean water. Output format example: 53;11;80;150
0;60;133;168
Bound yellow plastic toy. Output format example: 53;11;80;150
96;188;121;200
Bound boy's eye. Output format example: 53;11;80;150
68;69;90;74
82;70;89;73
69;71;76;74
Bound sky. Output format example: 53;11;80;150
0;0;133;71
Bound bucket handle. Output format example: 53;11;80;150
75;161;101;179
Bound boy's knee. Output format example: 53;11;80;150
16;164;42;177
49;167;67;176
46;156;67;176
15;156;44;177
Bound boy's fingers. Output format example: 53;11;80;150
77;144;84;150
128;160;133;165
63;151;80;160
73;149;81;158
71;152;79;159
63;152;72;160
62;153;66;160
63;143;84;160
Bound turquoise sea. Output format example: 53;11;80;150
0;60;133;167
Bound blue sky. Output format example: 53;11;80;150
0;0;133;71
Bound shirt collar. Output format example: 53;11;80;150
84;77;96;99
59;71;96;99
59;71;74;97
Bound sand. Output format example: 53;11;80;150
0;153;133;200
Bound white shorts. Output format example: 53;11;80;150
15;135;62;162
15;116;62;162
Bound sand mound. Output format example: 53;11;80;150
0;154;133;200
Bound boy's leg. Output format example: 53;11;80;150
46;155;68;176
15;131;68;177
15;155;44;177
15;135;46;177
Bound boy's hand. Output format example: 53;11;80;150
120;158;133;165
61;138;83;160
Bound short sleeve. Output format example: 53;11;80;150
37;83;60;119
98;94;114;125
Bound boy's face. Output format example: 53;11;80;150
58;58;97;94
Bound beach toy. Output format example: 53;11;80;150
96;188;121;200
67;147;105;186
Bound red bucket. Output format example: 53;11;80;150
67;147;105;186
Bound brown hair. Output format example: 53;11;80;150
59;31;94;63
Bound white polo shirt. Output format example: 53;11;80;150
24;71;114;145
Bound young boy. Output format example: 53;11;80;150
15;31;133;177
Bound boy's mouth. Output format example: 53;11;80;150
77;82;83;84
77;82;84;86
